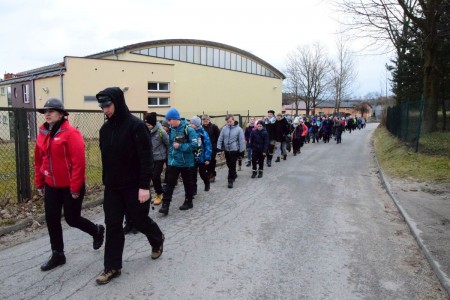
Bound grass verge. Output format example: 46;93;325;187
374;125;450;183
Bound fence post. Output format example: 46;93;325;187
415;97;425;152
14;109;32;202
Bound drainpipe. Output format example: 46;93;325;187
59;66;64;102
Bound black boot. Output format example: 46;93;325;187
228;180;233;188
258;170;263;178
204;181;210;191
267;160;272;167
283;154;287;160
251;170;257;178
123;222;133;235
246;161;251;167
275;157;280;162
179;199;193;210
159;201;170;215
93;224;105;250
41;251;66;271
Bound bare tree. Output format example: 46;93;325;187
330;37;357;114
335;0;449;133
284;43;331;115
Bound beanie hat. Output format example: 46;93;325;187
161;119;170;128
190;116;202;128
165;108;180;120
145;112;157;126
256;120;264;126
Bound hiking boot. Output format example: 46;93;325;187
153;193;163;206
275;157;280;162
179;199;193;210
96;269;121;285
267;160;272;167
228;180;233;188
204;181;210;191
251;171;257;178
41;251;66;271
246;161;251;167
283;154;287;160
159;201;170;215
123;223;137;234
93;224;105;250
258;170;263;178
151;234;165;260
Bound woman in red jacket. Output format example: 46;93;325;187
35;98;104;272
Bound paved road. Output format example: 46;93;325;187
0;123;447;299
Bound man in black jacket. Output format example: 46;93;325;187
95;87;164;285
201;114;220;182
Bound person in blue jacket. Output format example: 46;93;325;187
159;108;198;215
189;116;212;194
249;120;269;178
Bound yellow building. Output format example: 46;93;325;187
0;39;285;120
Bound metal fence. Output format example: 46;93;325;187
0;108;145;204
385;99;424;152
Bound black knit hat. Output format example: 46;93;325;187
145;112;157;126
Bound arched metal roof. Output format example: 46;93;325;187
86;39;285;79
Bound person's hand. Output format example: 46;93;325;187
71;192;80;199
37;188;44;197
138;189;150;203
173;142;180;149
205;160;210;165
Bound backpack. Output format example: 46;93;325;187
193;129;205;163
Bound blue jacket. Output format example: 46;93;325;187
194;127;212;164
249;128;269;152
168;119;198;167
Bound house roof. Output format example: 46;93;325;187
85;39;286;79
283;100;358;110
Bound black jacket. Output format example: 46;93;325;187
274;118;290;142
98;87;153;190
203;122;220;151
249;128;269;152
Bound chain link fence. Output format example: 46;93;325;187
0;108;145;205
385;99;424;152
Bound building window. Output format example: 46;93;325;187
130;45;280;79
0;87;4;95
22;84;29;103
148;82;170;91
148;97;169;106
2;115;7;124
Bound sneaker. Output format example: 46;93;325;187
153;193;163;206
41;251;66;271
93;224;105;250
151;234;165;260
96;269;122;285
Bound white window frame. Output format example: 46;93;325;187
148;82;170;92
148;97;170;107
23;84;30;103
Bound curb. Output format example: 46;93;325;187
374;155;450;296
0;198;104;237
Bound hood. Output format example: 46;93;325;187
150;121;162;134
96;87;130;121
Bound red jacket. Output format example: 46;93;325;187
34;119;86;193
301;123;308;137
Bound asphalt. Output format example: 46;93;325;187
0;124;449;297
375;157;450;296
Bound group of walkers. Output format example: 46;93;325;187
34;87;366;285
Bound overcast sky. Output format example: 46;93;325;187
0;0;392;97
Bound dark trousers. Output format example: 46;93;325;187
103;187;163;270
192;164;209;192
44;183;97;252
267;141;276;161
206;149;217;177
251;150;265;170
163;166;194;203
152;160;166;195
292;138;302;153
224;151;239;180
